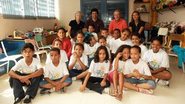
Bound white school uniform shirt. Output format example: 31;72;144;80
111;59;126;73
139;44;148;58
88;42;98;58
106;35;113;48
11;58;42;74
142;49;169;70
112;38;133;53
89;60;110;78
44;61;69;80
72;43;91;55
46;50;68;64
124;59;151;76
69;54;88;70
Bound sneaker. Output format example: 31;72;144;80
23;95;31;103
139;88;154;95
103;88;110;94
157;80;169;86
60;87;66;93
72;77;77;81
14;97;23;104
40;88;51;94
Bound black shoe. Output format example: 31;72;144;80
40;88;51;94
23;95;31;103
14;97;22;104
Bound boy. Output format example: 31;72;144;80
9;43;43;104
40;48;72;94
100;28;112;48
142;37;172;86
124;46;156;94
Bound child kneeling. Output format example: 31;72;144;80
40;48;72;94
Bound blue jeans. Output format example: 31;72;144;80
39;77;72;86
125;78;156;89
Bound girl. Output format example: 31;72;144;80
129;11;145;42
80;46;110;94
72;31;91;55
131;33;148;58
142;37;172;86
112;28;133;54
88;35;98;65
46;39;68;64
124;46;156;94
55;27;72;59
68;43;88;79
108;45;131;100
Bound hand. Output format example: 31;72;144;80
100;80;106;87
133;69;142;79
73;52;78;59
79;85;86;92
54;82;62;91
19;76;31;85
116;52;122;59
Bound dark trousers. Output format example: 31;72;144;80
69;69;83;78
9;71;42;99
85;77;110;94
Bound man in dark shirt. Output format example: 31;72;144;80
85;8;104;33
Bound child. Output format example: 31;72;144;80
100;28;113;48
112;28;133;54
72;31;91;55
68;43;88;79
80;46;110;94
8;43;43;104
124;46;156;94
108;45;130;100
56;27;72;59
46;39;68;64
86;24;98;41
131;33;148;58
88;35;98;65
40;48;72;94
142;37;172;86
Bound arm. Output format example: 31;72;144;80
100;74;108;87
26;68;43;79
151;67;166;74
138;26;144;35
68;54;77;70
114;53;122;71
59;75;69;84
68;60;77;70
44;77;57;87
76;57;87;70
67;26;72;38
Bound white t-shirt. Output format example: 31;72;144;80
139;44;148;58
142;49;169;70
11;58;42;74
89;60;110;78
112;38;133;53
106;35;113;48
124;59;151;76
44;61;69;80
46;50;68;64
72;43;91;55
112;59;126;73
88;42;98;58
69;54;88;70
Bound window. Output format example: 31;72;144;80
81;0;129;27
0;0;55;19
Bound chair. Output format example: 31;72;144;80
158;27;169;47
24;39;47;63
0;41;23;73
34;34;51;51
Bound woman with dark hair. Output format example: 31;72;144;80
129;11;146;42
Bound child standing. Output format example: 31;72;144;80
142;37;172;86
46;39;68;64
108;45;131;100
40;48;72;94
80;46;110;94
124;46;156;94
131;33;148;58
8;43;43;104
68;43;88;79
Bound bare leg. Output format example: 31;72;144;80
113;71;118;96
153;70;172;80
124;82;138;91
117;73;124;101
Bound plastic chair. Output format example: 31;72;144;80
34;34;51;51
0;41;23;73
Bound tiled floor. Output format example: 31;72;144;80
0;57;185;104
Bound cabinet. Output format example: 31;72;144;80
134;0;157;26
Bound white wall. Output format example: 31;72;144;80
158;7;185;22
